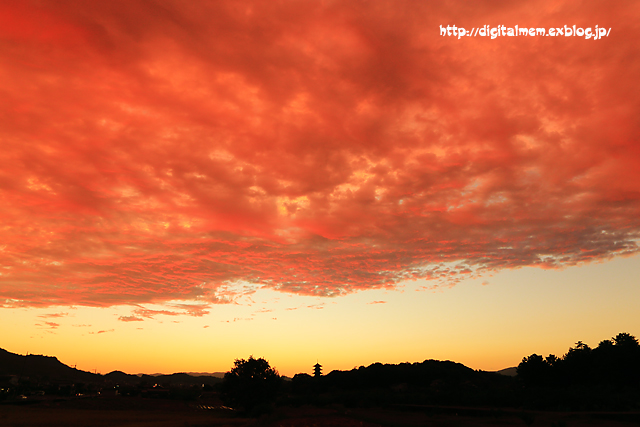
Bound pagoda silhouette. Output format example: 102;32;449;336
313;362;322;377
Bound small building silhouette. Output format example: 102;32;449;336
313;362;322;377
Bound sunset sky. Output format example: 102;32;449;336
1;0;639;378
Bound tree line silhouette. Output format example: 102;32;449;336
220;332;640;413
2;332;639;414
517;332;640;387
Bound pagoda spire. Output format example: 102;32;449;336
313;361;322;377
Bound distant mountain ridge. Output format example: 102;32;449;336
492;367;517;376
141;371;227;378
0;348;222;386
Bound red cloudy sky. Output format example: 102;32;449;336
1;0;640;373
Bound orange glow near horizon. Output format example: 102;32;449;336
1;255;639;377
1;0;640;378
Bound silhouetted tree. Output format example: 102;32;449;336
613;332;639;348
221;356;281;412
561;341;593;384
593;339;616;384
597;339;614;350
610;332;640;386
517;354;551;386
545;354;559;367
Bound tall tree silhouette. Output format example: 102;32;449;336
562;341;593;384
221;356;281;412
517;354;551;386
610;332;640;386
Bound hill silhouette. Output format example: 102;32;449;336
288;359;518;409
493;367;517;376
0;348;222;388
0;348;99;383
322;359;477;389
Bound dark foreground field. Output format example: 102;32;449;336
2;398;640;427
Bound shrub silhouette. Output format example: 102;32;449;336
221;356;281;412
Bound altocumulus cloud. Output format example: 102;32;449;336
38;313;69;318
0;1;639;309
118;315;144;322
